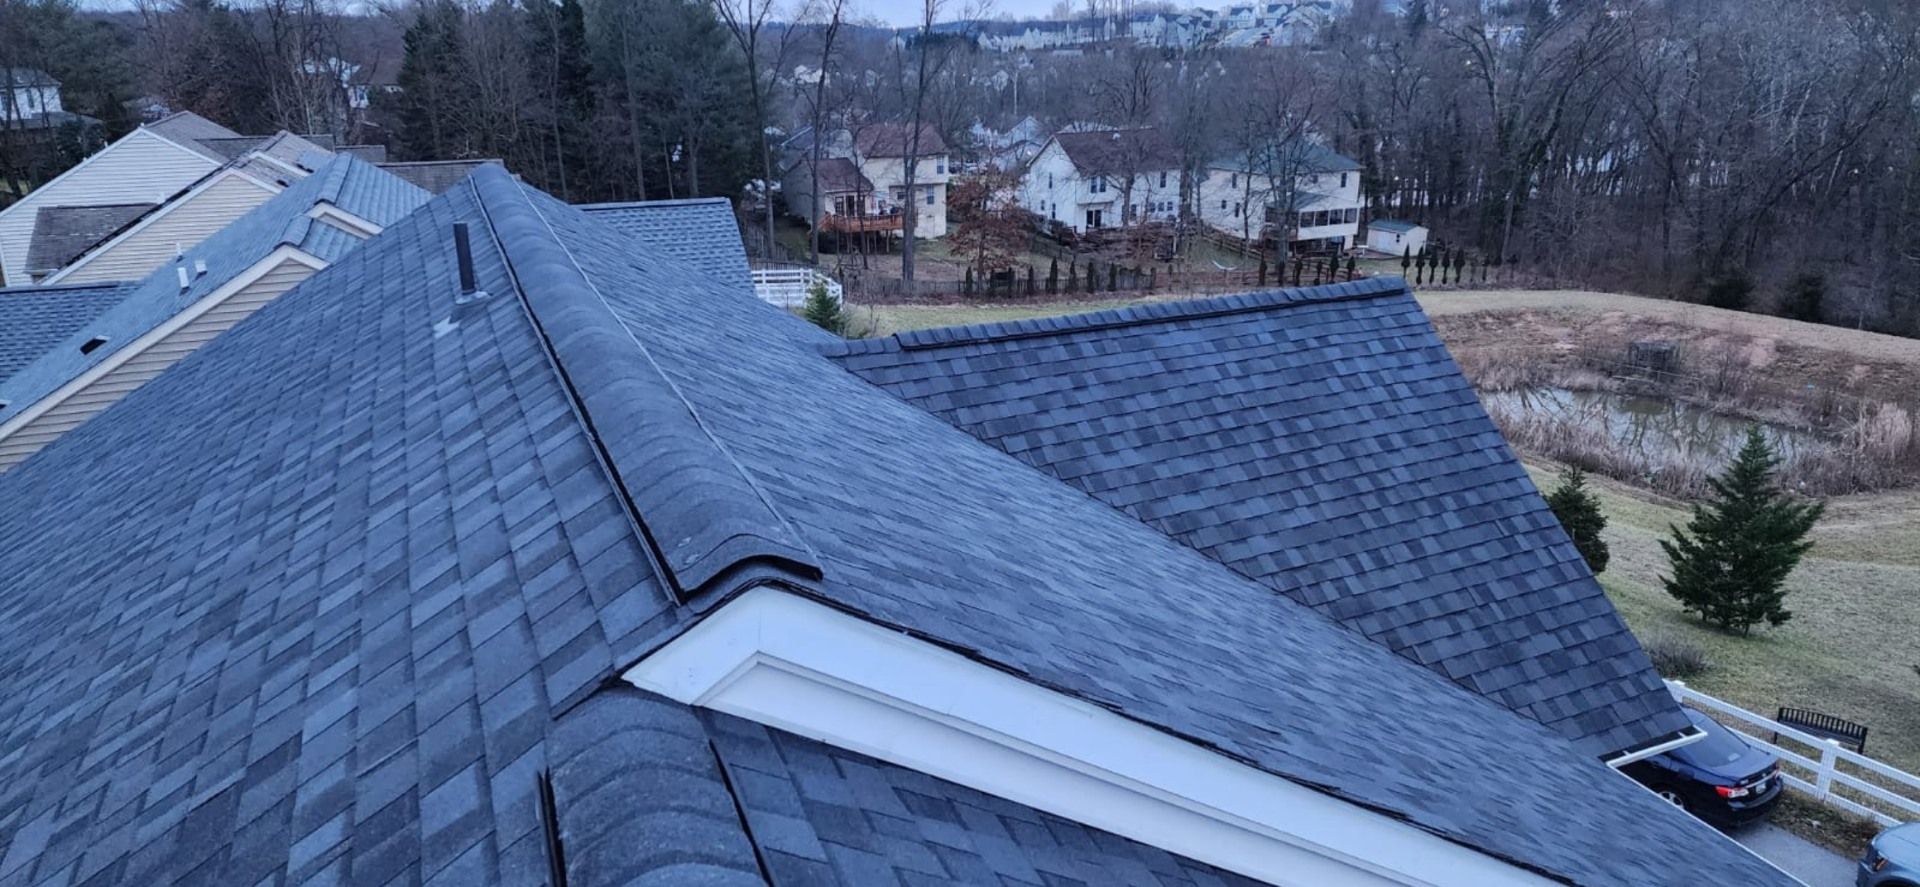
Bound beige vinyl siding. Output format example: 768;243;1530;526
56;174;278;284
0;130;219;286
0;259;318;471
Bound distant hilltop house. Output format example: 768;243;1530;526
968;0;1349;51
784;122;951;241
1019;127;1181;233
1197;140;1365;253
970;115;1047;172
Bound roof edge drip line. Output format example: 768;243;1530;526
466;168;821;605
825;276;1411;356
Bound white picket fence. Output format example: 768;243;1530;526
1668;680;1920;826
751;266;842;309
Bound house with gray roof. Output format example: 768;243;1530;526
1199;139;1365;252
0;154;426;470
0;165;1796;886
1020;128;1183;233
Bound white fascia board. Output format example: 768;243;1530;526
306;203;383;238
1604;728;1707;769
0;245;326;440
42;168;283;285
624;587;1559;887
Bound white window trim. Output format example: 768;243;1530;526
624;587;1558;887
306;203;383;238
41;167;284;285
0;245;326;442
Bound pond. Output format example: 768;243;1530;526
1480;387;1822;464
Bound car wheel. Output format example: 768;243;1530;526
1655;788;1688;812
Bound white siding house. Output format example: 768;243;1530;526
0;112;240;285
1;68;62;124
44;165;292;285
1019;128;1181;234
1196;142;1364;253
837;124;952;239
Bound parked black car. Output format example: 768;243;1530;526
1622;709;1784;827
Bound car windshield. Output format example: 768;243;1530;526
1672;717;1757;768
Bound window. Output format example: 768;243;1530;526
936;157;947;175
1339;172;1349;188
1232;203;1242;218
890;186;906;204
924;186;936;206
1345;207;1358;223
1229;173;1238;188
1048;174;1054;188
1220;200;1228;210
1090;176;1107;194
1159;171;1168;188
1086;208;1104;228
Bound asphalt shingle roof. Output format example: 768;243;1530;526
580;198;753;296
0;281;136;383
0;164;1797;887
143;111;246;161
25;203;157;275
1053;128;1182;174
378;159;502;194
826;279;1688;757
510;175;1791;885
0;155;428;427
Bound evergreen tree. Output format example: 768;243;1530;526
1047;257;1059;294
1782;274;1825;323
1545;466;1610;574
1084;260;1095;294
1067;260;1078;292
964;266;975;295
1703;272;1753;311
1258;255;1267;286
525;0;594;198
1025;265;1036;296
1345;254;1356;281
1400;244;1412;278
1106;263;1117;291
397;0;474;160
1661;429;1825;634
801;280;846;334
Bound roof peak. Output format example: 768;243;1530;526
827;276;1410;357
470;167;820;602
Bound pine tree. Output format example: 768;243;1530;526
1067;260;1077;292
397;0;474;160
1047;257;1059;294
1106;263;1117;291
1258;256;1268;286
964;266;975;296
1545;466;1610;574
1026;266;1036;296
1661;429;1825;635
1782;274;1825;323
1084;260;1096;294
801;281;846;334
1400;244;1412;278
1345;254;1356;281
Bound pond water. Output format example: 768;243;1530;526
1480;387;1821;463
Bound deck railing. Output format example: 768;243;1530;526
1667;680;1920;826
750;266;843;309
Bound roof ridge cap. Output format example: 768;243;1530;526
468;168;821;602
824;277;1410;357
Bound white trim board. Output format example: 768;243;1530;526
306;203;383;238
0;245;326;442
624;587;1559;887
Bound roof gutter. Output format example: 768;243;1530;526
1603;727;1707;769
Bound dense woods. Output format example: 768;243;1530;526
3;0;1919;334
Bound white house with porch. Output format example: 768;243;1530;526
1196;141;1364;253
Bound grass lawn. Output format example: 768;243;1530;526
1528;461;1920;775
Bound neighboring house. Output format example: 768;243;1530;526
781;157;891;238
1367;218;1429;255
583;197;751;293
0;281;135;380
0;68;62;123
0;111;247;285
971;115;1047;171
1197;141;1364;252
39;133;335;285
842;122;951;238
1020;127;1181;233
0;163;1800;887
0;155;425;470
22;204;156;280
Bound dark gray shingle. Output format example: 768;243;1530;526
581;198;753;295
826;279;1687;758
0;281;136;383
25;203;156;275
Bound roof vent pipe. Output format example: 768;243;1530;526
176;266;190;291
454;222;478;298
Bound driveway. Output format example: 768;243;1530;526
1734;823;1858;887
